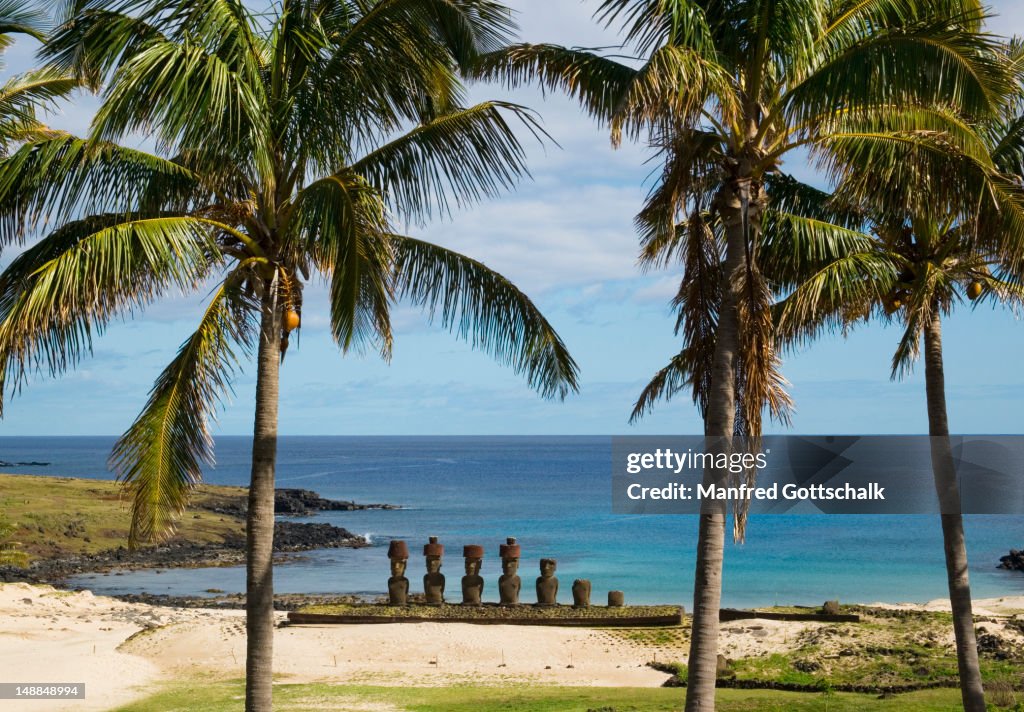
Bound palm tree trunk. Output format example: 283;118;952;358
684;183;748;712
922;310;985;712
245;287;281;712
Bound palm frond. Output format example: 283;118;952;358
735;265;793;436
391;234;579;399
352;101;543;224
0;67;79;156
0;0;48;47
733;264;792;544
760;208;876;290
630;350;692;422
403;0;517;66
636;129;723;266
610;43;740;146
987;111;1024;176
0;134;200;245
595;0;716;58
891;261;955;378
785;7;1009;129
631;208;721;421
815;129;996;222
0;215;220;412
89;33;270;175
295;169;394;356
42;7;169;89
471;44;637;123
110;281;257;545
775;250;899;349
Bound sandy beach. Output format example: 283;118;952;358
2;582;1023;711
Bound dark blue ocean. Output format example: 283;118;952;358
1;436;1021;608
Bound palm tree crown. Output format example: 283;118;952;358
0;0;579;542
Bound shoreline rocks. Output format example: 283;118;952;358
200;488;401;518
273;521;367;551
998;549;1024;572
273;488;400;516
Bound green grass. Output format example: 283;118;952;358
112;681;972;712
605;626;688;647
0;473;249;561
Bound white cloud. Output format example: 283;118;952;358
630;274;680;304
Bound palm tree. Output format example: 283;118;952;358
772;85;1024;710
0;2;77;157
475;2;1008;708
0;1;578;709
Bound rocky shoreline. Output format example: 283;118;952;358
0;520;368;583
0;487;393;584
999;549;1024;572
273;488;400;516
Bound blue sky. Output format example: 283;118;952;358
1;1;1023;437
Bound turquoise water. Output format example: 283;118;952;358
2;435;1021;607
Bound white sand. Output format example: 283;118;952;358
3;583;1023;712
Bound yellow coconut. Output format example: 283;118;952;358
285;310;301;332
967;281;983;300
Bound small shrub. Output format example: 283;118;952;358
989;679;1018;708
0;516;29;567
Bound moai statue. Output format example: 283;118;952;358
572;579;591;608
536;558;559;606
387;540;410;606
608;590;625;607
461;545;485;606
423;536;445;605
498;537;522;606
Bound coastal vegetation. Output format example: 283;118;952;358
0;473;403;584
659;607;1023;694
0;473;247;562
0;513;27;566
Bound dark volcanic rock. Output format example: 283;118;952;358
975;627;1016;660
0;522;368;582
200;488;398;518
998;549;1024;572
273;488;398;516
272;521;366;551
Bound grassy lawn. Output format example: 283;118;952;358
0;473;248;560
113;681;970;712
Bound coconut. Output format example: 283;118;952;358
968;281;983;300
285;310;301;332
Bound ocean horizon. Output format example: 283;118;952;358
1;435;1021;608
